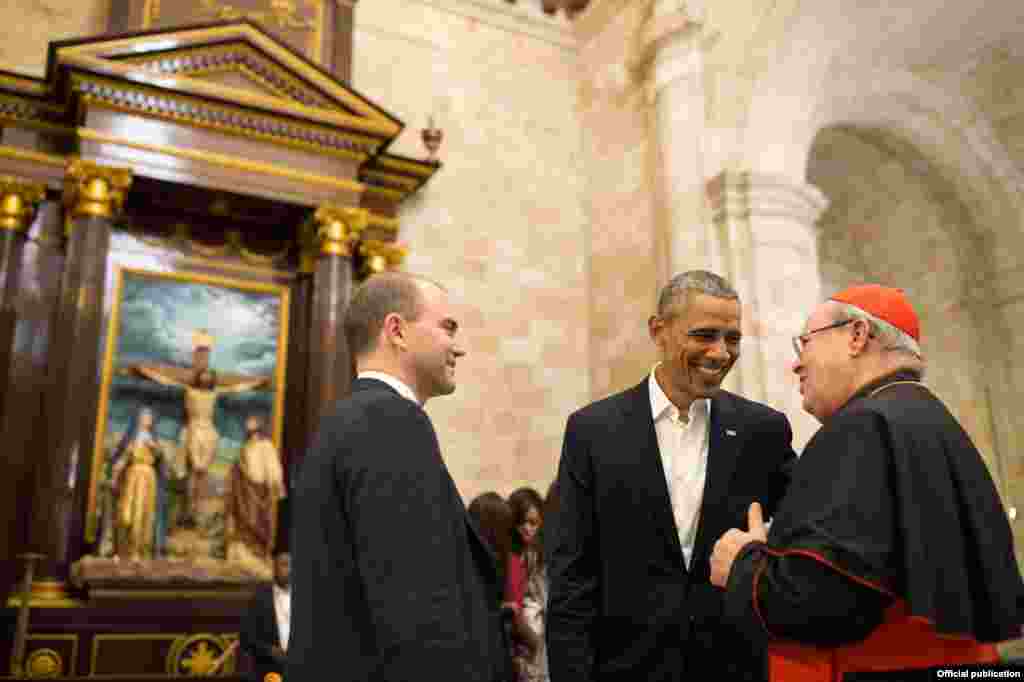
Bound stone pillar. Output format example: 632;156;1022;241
304;205;367;439
0;177;45;422
710;171;828;448
636;0;718;284
29;160;131;592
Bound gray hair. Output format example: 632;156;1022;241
831;302;923;361
656;270;739;318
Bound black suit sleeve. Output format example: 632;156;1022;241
545;412;599;682
239;591;280;664
761;413;797;520
341;404;474;681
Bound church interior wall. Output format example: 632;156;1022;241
0;0;108;76
571;0;659;403
352;0;589;500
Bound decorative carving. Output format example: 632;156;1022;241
196;0;315;31
25;648;62;678
359;239;407;276
63;159;133;222
167;633;235;676
312;205;368;258
0;176;46;232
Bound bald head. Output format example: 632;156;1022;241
344;272;445;360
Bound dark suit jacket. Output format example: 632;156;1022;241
287;377;509;682
545;380;796;682
239;585;284;682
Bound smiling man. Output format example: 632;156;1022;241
709;284;1024;681
288;272;510;682
545;270;796;682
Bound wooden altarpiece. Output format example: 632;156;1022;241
0;16;438;680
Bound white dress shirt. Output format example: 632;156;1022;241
273;584;291;651
649;366;710;569
357;371;420;404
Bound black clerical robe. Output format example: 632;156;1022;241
723;372;1024;680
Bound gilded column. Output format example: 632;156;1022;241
304;205;367;440
635;0;718;283
29;160;131;591
0;177;45;422
358;239;407;279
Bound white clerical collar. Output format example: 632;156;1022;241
648;364;709;424
358;371;421;405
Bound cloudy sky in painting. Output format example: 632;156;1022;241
116;273;282;378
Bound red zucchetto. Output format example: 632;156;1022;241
829;284;920;341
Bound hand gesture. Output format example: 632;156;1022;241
710;502;767;588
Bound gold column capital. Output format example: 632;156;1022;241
312;205;369;258
0;176;46;233
63;159;133;223
360;238;407;277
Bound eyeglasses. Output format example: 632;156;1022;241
791;319;853;357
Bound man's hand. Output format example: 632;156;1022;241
271;645;286;663
710;502;767;588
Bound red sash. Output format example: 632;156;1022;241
767;600;999;682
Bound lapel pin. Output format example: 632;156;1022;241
726;429;737;437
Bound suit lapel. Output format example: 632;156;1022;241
691;392;740;571
623;381;687;567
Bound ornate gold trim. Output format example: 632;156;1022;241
60;47;398;137
360;238;407;276
0;145;66;168
363;185;405;201
80;94;368;164
166;632;235;676
361;169;420;191
78;127;365;195
87;267;291;543
64;159;133;222
121;42;341;112
0;72;50;96
313;204;367;258
0;175;46;232
60;24;395;130
25;648;62;678
366;213;399;232
25;635;78;677
376;156;436;178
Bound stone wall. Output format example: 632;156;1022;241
0;0;107;76
353;0;588;500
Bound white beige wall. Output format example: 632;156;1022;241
0;0;107;75
353;0;589;501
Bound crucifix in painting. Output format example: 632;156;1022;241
125;330;272;525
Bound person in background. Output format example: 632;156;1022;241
710;284;1024;681
520;482;559;682
468;491;520;682
506;487;546;681
240;551;290;682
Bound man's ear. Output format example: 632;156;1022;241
648;315;663;343
849;318;871;356
381;312;406;349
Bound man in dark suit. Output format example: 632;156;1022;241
545;270;796;682
288;272;510;682
239;552;290;682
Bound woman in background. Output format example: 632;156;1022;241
467;492;519;682
505;487;546;682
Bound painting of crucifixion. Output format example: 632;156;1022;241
88;267;289;575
